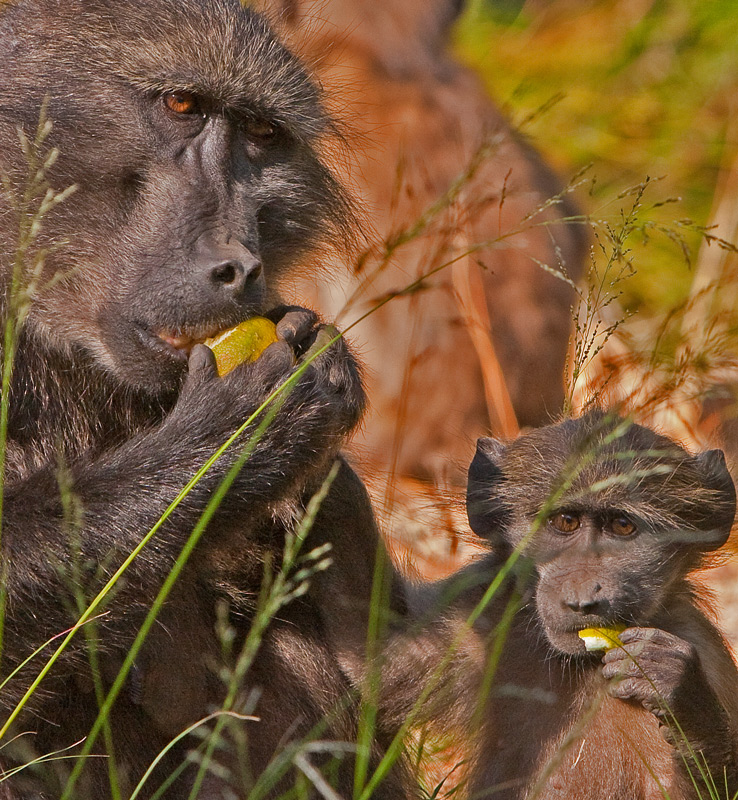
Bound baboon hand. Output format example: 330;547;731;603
172;340;296;436
169;318;360;454
602;626;734;761
601;626;727;738
602;627;698;713
269;305;366;433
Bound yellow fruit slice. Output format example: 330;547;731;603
578;625;627;652
204;317;279;377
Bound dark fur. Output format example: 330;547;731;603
0;1;404;797
384;411;738;799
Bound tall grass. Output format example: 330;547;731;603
0;102;76;671
0;89;736;800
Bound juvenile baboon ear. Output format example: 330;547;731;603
695;449;736;550
467;438;508;540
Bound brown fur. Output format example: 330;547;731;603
260;0;589;484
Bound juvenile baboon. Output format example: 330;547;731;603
264;0;588;484
385;411;738;799
0;0;404;797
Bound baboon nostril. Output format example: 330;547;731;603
564;597;603;615
247;262;262;281
208;256;262;298
211;261;240;286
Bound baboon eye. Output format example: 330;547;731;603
162;91;201;115
610;515;636;536
244;118;277;140
549;512;580;534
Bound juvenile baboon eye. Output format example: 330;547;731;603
609;515;636;536
549;511;580;534
162;91;201;115
244;118;277;140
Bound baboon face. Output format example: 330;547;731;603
467;411;737;656
529;509;681;655
0;0;350;392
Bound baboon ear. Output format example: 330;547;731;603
467;438;508;540
695;449;736;550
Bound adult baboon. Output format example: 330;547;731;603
264;0;588;484
0;0;403;797
384;411;738;799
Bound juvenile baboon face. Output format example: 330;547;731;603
0;0;350;392
530;510;685;655
466;411;736;656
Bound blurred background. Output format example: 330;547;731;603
458;0;738;318
260;0;738;639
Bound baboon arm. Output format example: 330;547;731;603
603;614;738;795
0;395;339;707
671;621;738;793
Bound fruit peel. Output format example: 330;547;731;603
578;625;627;652
204;317;279;377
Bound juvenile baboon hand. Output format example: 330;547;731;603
601;627;728;746
268;305;366;433
602;628;696;715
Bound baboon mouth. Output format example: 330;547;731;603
132;315;260;366
131;324;217;363
541;621;611;656
152;323;239;357
156;330;218;356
